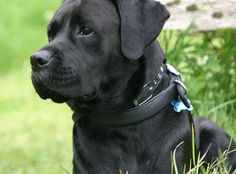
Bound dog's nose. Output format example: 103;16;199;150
30;50;51;70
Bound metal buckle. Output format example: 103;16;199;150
174;80;187;90
167;64;181;76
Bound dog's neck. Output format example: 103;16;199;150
67;41;169;113
133;41;170;106
143;41;166;82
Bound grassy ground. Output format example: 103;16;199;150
0;0;73;173
0;0;235;174
0;67;72;174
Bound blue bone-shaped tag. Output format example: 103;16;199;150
171;99;193;113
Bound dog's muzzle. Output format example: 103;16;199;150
30;50;97;103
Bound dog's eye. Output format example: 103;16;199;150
47;21;59;42
48;29;53;42
48;27;55;42
78;26;93;36
48;35;53;42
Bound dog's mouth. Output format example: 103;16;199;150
32;72;97;103
79;91;97;101
32;78;69;103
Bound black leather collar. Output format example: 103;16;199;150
73;83;177;127
73;64;190;127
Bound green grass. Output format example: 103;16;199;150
0;0;59;73
0;0;235;173
0;66;72;174
172;136;236;174
159;29;236;138
0;0;74;173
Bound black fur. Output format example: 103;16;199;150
30;0;236;173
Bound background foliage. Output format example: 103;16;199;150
0;0;235;173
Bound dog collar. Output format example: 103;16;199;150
73;64;192;127
133;64;165;106
73;83;178;126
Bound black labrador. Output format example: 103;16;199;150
30;0;236;173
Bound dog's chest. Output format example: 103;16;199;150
73;125;140;173
72;120;176;174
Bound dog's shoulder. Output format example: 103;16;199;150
194;117;236;169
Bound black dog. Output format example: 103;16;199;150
30;0;236;173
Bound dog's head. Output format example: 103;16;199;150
30;0;169;108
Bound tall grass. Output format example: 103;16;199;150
171;136;236;174
159;29;236;137
161;26;236;174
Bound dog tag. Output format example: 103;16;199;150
171;99;193;113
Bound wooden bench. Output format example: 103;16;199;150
159;0;236;31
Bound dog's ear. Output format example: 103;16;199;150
116;0;170;60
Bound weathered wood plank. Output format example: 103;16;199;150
159;0;236;30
